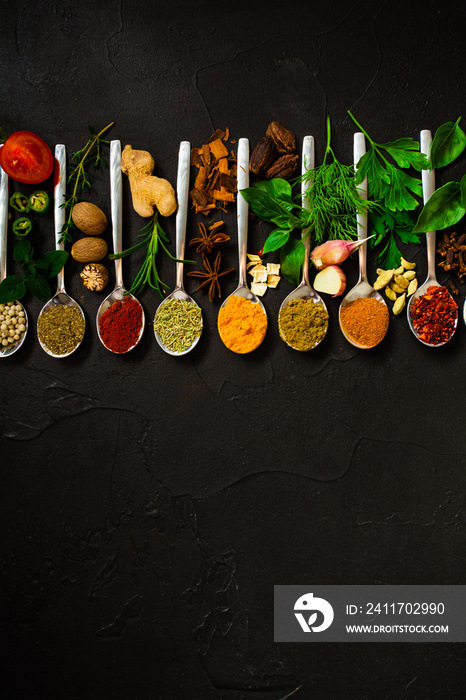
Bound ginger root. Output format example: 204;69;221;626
121;144;177;218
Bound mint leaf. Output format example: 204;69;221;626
13;238;33;262
430;118;466;169
27;275;52;302
0;275;26;303
35;250;69;278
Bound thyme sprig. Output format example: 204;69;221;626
59;122;114;244
109;214;194;298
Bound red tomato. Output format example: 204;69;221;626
0;131;54;184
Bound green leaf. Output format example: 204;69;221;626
413;181;465;233
240;186;296;228
377;231;402;270
35;250;69;278
0;275;26;303
461;173;466;208
384;165;421;211
384;145;429;171
27;275;52;302
430;118;466;169
263;228;290;253
280;238;305;285
13;238;33;262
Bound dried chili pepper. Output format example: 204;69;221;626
409;285;457;345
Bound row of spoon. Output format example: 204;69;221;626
0;133;460;358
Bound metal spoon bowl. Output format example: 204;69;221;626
0;162;29;357
154;141;202;356
218;138;267;353
278;135;328;351
38;144;85;358
407;130;458;347
97;140;145;353
339;132;388;349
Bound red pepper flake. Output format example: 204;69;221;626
99;297;143;353
409;285;457;345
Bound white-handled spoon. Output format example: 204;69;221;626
37;144;85;357
338;132;388;348
154;141;202;355
0;162;29;357
217;138;267;353
278;135;328;350
97;140;145;353
407;130;458;346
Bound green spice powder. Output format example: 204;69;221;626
279;298;329;351
153;297;203;353
38;305;85;355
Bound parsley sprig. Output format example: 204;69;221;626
59;122;114;244
347;111;430;269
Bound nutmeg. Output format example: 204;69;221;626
72;201;108;236
71;237;108;263
80;263;109;291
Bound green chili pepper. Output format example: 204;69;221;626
28;190;50;213
12;217;33;236
9;192;30;213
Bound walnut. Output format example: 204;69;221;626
80;263;109;292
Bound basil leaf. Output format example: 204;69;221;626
461;173;466;208
0;275;26;303
35;250;69;278
413;181;465;233
280;238;305;285
27;274;52;302
13;238;33;262
253;178;293;203
240;186;295;228
263;228;290;254
430;118;466;169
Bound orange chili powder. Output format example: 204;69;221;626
340;297;389;348
217;295;267;353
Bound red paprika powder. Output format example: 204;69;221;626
409;285;457;345
99;298;144;353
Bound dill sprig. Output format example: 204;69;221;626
109;213;193;298
302;116;376;243
59;122;114;244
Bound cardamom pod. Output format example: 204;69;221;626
393;293;406;315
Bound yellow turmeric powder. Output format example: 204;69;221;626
217;295;267;353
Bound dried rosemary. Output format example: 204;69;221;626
153;298;202;353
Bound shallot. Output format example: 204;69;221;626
313;265;346;297
310;235;375;270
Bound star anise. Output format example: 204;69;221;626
188;221;230;254
187;251;234;301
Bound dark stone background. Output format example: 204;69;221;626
1;1;465;698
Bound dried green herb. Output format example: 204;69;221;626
37;305;85;355
153;297;202;353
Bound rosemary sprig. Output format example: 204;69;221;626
109;214;194;298
59;122;114;244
